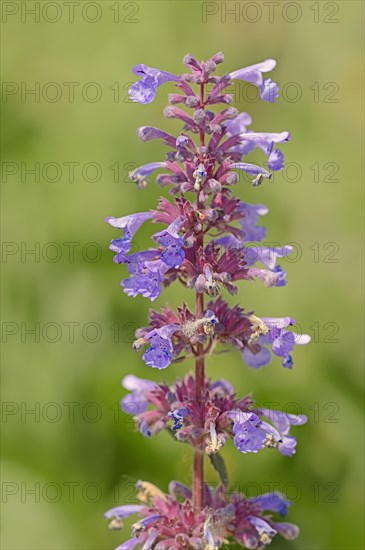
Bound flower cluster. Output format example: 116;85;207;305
105;52;310;549
105;481;299;550
132;300;309;370
121;374;307;456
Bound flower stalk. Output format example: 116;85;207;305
193;79;206;514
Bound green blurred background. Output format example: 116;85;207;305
1;1;364;548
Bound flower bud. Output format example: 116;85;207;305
204;60;216;74
183;53;201;70
186;96;199;108
168;93;188;105
224;172;239;185
211;51;224;64
193;109;205;125
208;179;222;193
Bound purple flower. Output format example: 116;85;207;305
224;112;252;135
238;131;290;149
246;265;288;287
260;78;279;102
229;408;307;456
106;212;153;263
142;324;179;369
252;491;291;516
260;408;308;456
128;64;179;104
230;411;267;453
243;316;311;368
238;202;268;242
104;504;144;527
267;141;285;171
136;126;176;147
230;162;272;186
168;407;190;430
121;375;157;415
122;252;169;301
242;345;272;368
245;244;293;270
129;162;167;189
272;521;300;540
153;217;186;268
221;130;289;163
247;516;277;543
228;59;279;102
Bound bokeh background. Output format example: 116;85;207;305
1;1;364;548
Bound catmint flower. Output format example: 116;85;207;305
128;64;179;104
245;244;293;270
152;217;186;268
229;408;307;456
243;316;311;368
122;251;168;301
105;212;153;263
129;162;167;189
252;491;291;516
121;375;157;415
246;265;288;287
227;131;290;159
267;141;285;170
228;59;279;103
260;78;279;102
136;126;176;147
224;112;252;135
247;516;277;545
238;202;268;242
142;325;179;369
105;504;145;529
230;162;272;186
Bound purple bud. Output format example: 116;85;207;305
208;178;222;193
185;95;199;108
223;172;239;185
242;533;258;549
168;93;188;105
211;51;224;64
193;108;206;125
203;60;216;74
182;53;201;70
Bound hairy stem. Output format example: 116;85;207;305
193;81;206;514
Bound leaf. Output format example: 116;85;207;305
209;452;229;488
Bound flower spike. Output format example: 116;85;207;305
105;52;309;550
